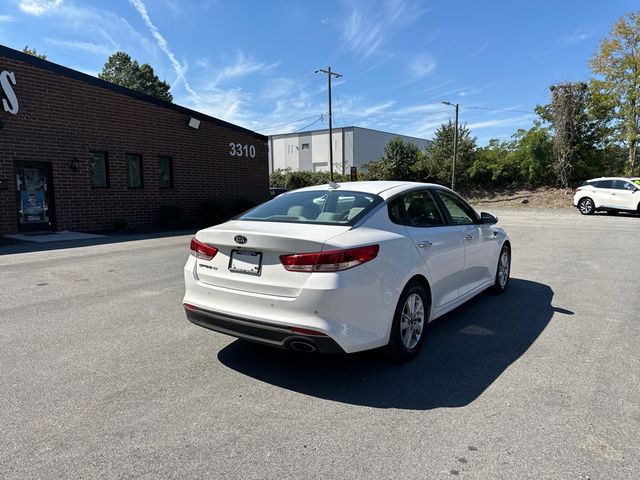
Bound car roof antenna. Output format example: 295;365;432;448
329;181;340;189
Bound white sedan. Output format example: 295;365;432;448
183;181;511;360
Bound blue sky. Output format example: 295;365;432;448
0;0;636;144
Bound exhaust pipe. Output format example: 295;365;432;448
288;340;318;353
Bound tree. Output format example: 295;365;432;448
412;121;476;186
362;137;424;180
23;46;46;60
467;127;554;188
591;12;640;175
546;83;590;187
537;83;626;182
99;52;173;102
509;127;555;186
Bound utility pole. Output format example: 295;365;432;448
315;66;343;182
442;101;459;190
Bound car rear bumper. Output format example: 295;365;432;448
184;304;345;354
183;256;398;353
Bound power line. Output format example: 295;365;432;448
295;114;324;132
258;114;323;132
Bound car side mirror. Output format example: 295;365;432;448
480;212;498;225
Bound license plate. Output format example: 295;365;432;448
229;249;262;275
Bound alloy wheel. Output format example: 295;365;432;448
400;293;425;349
579;198;594;214
498;250;510;288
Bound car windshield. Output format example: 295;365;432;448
238;189;383;225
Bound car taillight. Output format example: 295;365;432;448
280;245;379;272
190;237;218;261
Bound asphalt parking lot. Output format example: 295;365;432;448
1;209;639;479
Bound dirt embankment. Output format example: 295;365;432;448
463;187;575;209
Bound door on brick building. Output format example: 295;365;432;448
14;161;56;232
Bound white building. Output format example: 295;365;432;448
268;126;431;174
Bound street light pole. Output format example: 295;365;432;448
316;66;343;182
442;101;459;191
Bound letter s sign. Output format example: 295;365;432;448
0;71;19;115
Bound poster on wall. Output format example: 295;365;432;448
20;191;46;223
24;168;44;190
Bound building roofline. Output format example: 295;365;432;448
0;43;267;141
268;125;431;142
350;125;432;143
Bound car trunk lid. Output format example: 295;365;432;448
194;221;351;297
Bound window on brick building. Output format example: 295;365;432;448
90;151;109;188
158;156;173;189
126;154;143;188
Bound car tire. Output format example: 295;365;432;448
492;244;511;294
578;197;595;215
385;280;429;362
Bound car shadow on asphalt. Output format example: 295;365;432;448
592;211;638;218
0;229;196;255
217;278;564;410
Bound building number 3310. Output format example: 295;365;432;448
229;142;256;158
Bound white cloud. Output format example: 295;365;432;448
18;0;62;15
0;14;15;22
261;77;298;100
213;51;279;87
342;10;384;58
397;103;447;115
181;87;248;125
470;41;491;57
408;54;437;79
458;88;481;97
195;57;209;69
564;29;594;45
341;0;427;58
128;0;200;99
537;28;597;57
13;2;156;62
361;100;396;116
44;38;113;56
466;114;536;130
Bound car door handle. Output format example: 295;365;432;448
463;235;473;241
417;240;432;248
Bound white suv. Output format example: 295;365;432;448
573;177;640;215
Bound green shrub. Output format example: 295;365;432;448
270;169;349;190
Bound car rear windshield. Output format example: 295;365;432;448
238;190;383;225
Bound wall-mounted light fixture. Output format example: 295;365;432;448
70;158;80;171
188;117;201;130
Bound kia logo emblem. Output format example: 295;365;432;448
234;235;247;245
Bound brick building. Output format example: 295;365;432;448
0;44;268;235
